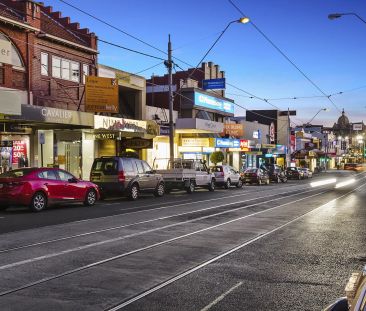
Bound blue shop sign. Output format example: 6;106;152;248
202;78;226;90
215;138;240;148
194;92;234;114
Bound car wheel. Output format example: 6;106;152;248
236;179;243;188
84;189;97;206
186;181;195;194
154;182;165;197
224;179;231;189
30;192;47;212
128;184;139;201
208;180;215;191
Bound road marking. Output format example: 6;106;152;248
199;282;243;311
106;182;366;310
0;187;314;254
0;189;319;270
0;190;327;297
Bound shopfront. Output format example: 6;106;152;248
92;115;158;162
4;104;94;179
175;118;224;163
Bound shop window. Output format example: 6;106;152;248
82;64;89;83
41;52;48;76
0;32;25;71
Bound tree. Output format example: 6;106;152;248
299;159;307;167
210;151;224;165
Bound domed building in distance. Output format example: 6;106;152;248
333;109;352;137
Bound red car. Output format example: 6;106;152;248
0;168;100;212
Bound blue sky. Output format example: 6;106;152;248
50;0;366;126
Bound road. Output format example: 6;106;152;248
0;170;365;311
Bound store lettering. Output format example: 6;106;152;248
41;108;72;120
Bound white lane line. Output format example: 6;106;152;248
199;281;243;311
107;182;366;310
0;187;315;254
0;191;326;297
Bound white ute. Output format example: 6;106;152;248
154;158;215;193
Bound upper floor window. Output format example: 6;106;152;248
51;55;80;82
82;64;89;83
41;52;48;76
0;32;25;71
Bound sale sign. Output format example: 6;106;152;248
12;140;27;165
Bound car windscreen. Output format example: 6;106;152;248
0;168;36;178
211;166;223;172
92;159;118;175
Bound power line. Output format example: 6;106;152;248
58;0;167;55
227;0;342;114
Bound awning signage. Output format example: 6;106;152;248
175;118;224;133
121;138;153;149
194;92;234;114
11;105;94;127
262;144;276;149
0;89;23;115
215;138;240;148
182;138;210;147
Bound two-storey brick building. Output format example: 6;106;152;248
0;0;97;178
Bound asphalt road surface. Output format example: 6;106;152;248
0;170;365;311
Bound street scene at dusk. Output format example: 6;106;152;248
0;1;365;310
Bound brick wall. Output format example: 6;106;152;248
0;0;98;112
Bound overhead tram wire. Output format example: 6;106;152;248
37;1;333;123
227;0;342;114
50;1;288;115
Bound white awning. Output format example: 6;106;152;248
175;118;224;133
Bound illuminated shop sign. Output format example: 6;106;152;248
215;138;240;148
194;92;234;114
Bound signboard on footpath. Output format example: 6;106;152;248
85;76;119;113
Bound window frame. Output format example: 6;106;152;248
51;55;81;82
41;52;48;76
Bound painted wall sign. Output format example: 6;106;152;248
194;92;234;114
0;39;11;65
85;76;119;113
222;123;244;137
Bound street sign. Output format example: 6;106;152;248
39;133;45;145
202;78;226;90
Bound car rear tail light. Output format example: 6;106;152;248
118;171;126;182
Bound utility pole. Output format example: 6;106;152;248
166;34;175;165
287;107;291;168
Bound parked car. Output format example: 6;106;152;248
0;168;99;212
261;164;288;183
298;168;313;178
155;159;215;193
344;163;363;172
211;165;243;189
286;167;305;180
241;168;270;185
90;157;165;200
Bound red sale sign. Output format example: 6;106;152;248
12;140;27;165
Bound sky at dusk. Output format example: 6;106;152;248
48;0;366;127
